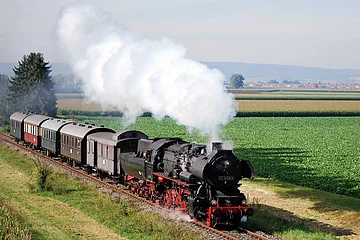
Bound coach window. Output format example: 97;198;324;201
77;139;81;148
106;146;109;158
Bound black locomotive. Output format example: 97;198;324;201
9;112;255;227
120;138;255;227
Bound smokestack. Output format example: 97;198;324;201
212;142;223;151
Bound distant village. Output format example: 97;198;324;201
244;81;360;89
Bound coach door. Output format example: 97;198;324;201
87;139;96;167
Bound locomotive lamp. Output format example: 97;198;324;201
224;160;231;168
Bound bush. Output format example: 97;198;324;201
32;158;52;191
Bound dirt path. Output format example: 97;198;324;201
241;180;360;239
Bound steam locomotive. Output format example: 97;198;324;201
9;111;255;227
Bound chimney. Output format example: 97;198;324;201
212;142;223;151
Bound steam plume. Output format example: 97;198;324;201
56;5;235;136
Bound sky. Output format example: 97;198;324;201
0;0;359;69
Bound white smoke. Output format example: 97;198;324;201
160;210;193;223
56;4;235;137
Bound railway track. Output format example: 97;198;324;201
0;132;272;240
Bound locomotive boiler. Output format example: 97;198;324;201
120;138;255;227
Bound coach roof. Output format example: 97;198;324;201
41;118;75;131
10;112;33;122
24;114;50;126
60;123;115;139
88;132;116;146
112;130;148;141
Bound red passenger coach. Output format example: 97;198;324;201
23;114;50;148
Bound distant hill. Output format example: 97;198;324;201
1;62;360;83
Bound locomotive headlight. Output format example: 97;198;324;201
224;160;231;168
211;200;218;206
241;200;247;205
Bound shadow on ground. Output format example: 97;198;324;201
245;204;354;237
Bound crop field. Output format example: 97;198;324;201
236;100;360;112
233;92;360;99
68;116;360;199
57;98;360;113
57;98;106;111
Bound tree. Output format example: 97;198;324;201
0;74;10;125
52;74;83;93
3;53;57;119
230;74;244;89
0;74;9;98
268;79;278;84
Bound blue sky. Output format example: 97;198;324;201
0;0;359;69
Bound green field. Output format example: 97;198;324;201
67;116;360;199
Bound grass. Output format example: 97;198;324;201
0;145;345;240
241;177;360;239
62;116;360;199
0;199;32;240
247;208;337;240
0;145;201;240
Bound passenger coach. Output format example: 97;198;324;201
23;114;50;148
87;130;148;176
60;123;115;165
41;118;74;156
9;112;33;141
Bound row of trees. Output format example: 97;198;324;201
0;53;57;124
268;79;301;84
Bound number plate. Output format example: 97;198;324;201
218;176;234;181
